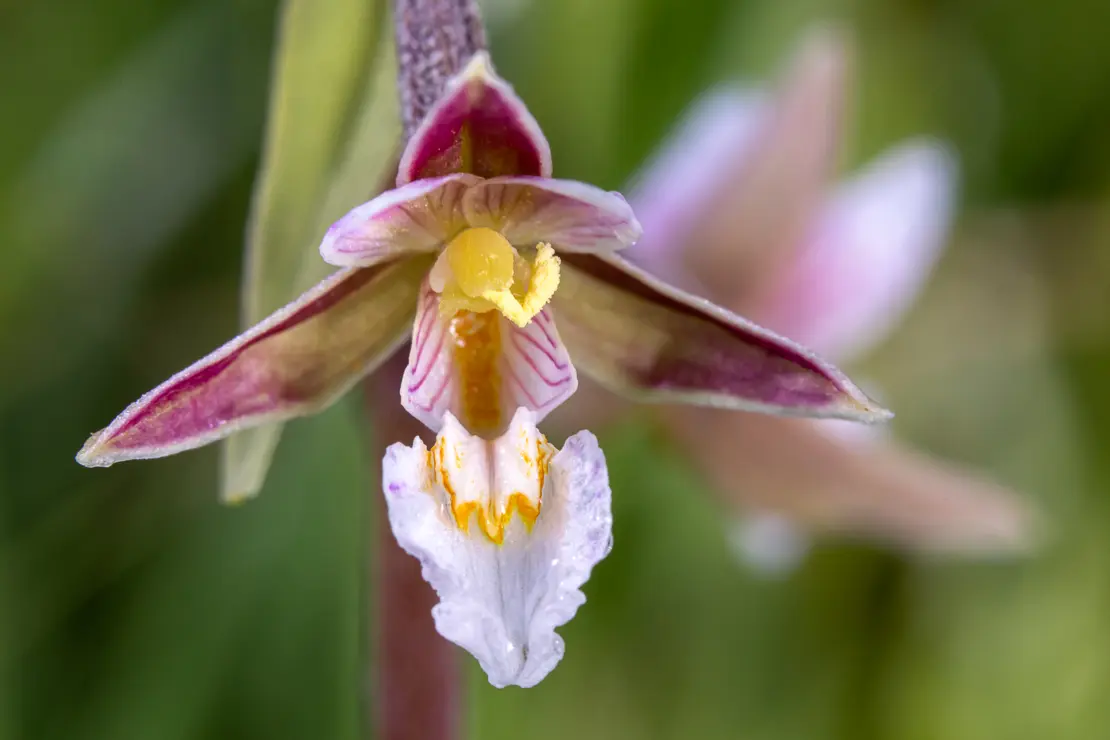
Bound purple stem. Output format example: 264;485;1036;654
370;357;462;740
394;0;487;138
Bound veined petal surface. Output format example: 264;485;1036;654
554;254;888;421
463;176;641;253
77;259;428;466
397;52;552;184
320;174;478;266
401;281;577;435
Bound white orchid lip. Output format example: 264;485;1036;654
383;408;613;688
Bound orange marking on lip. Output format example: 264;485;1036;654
472;492;542;544
429;431;552;545
535;435;552;503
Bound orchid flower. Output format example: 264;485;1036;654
76;50;887;686
75;52;884;473
626;30;1033;566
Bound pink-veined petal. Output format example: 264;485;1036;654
401;281;577;434
397;52;552;185
463;176;641;253
759;141;957;362
554;254;887;421
319;174;479;266
668;411;1034;555
77;259;429;467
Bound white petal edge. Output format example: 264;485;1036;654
381;409;613;688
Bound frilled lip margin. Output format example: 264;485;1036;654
382;409;613;688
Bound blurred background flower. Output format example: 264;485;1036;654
618;29;1034;570
2;0;1108;738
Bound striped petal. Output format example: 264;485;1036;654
397;52;552;185
463;176;641;253
554;254;887;421
401;280;577;435
320;174;478;266
76;259;428;466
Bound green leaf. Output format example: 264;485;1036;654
220;0;401;503
0;3;266;395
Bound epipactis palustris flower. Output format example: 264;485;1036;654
76;52;888;686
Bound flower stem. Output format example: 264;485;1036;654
393;0;487;138
368;358;463;740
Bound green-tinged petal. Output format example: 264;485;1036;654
554;254;888;421
77;259;427;470
226;0;400;501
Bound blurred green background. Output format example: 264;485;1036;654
3;0;1110;738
